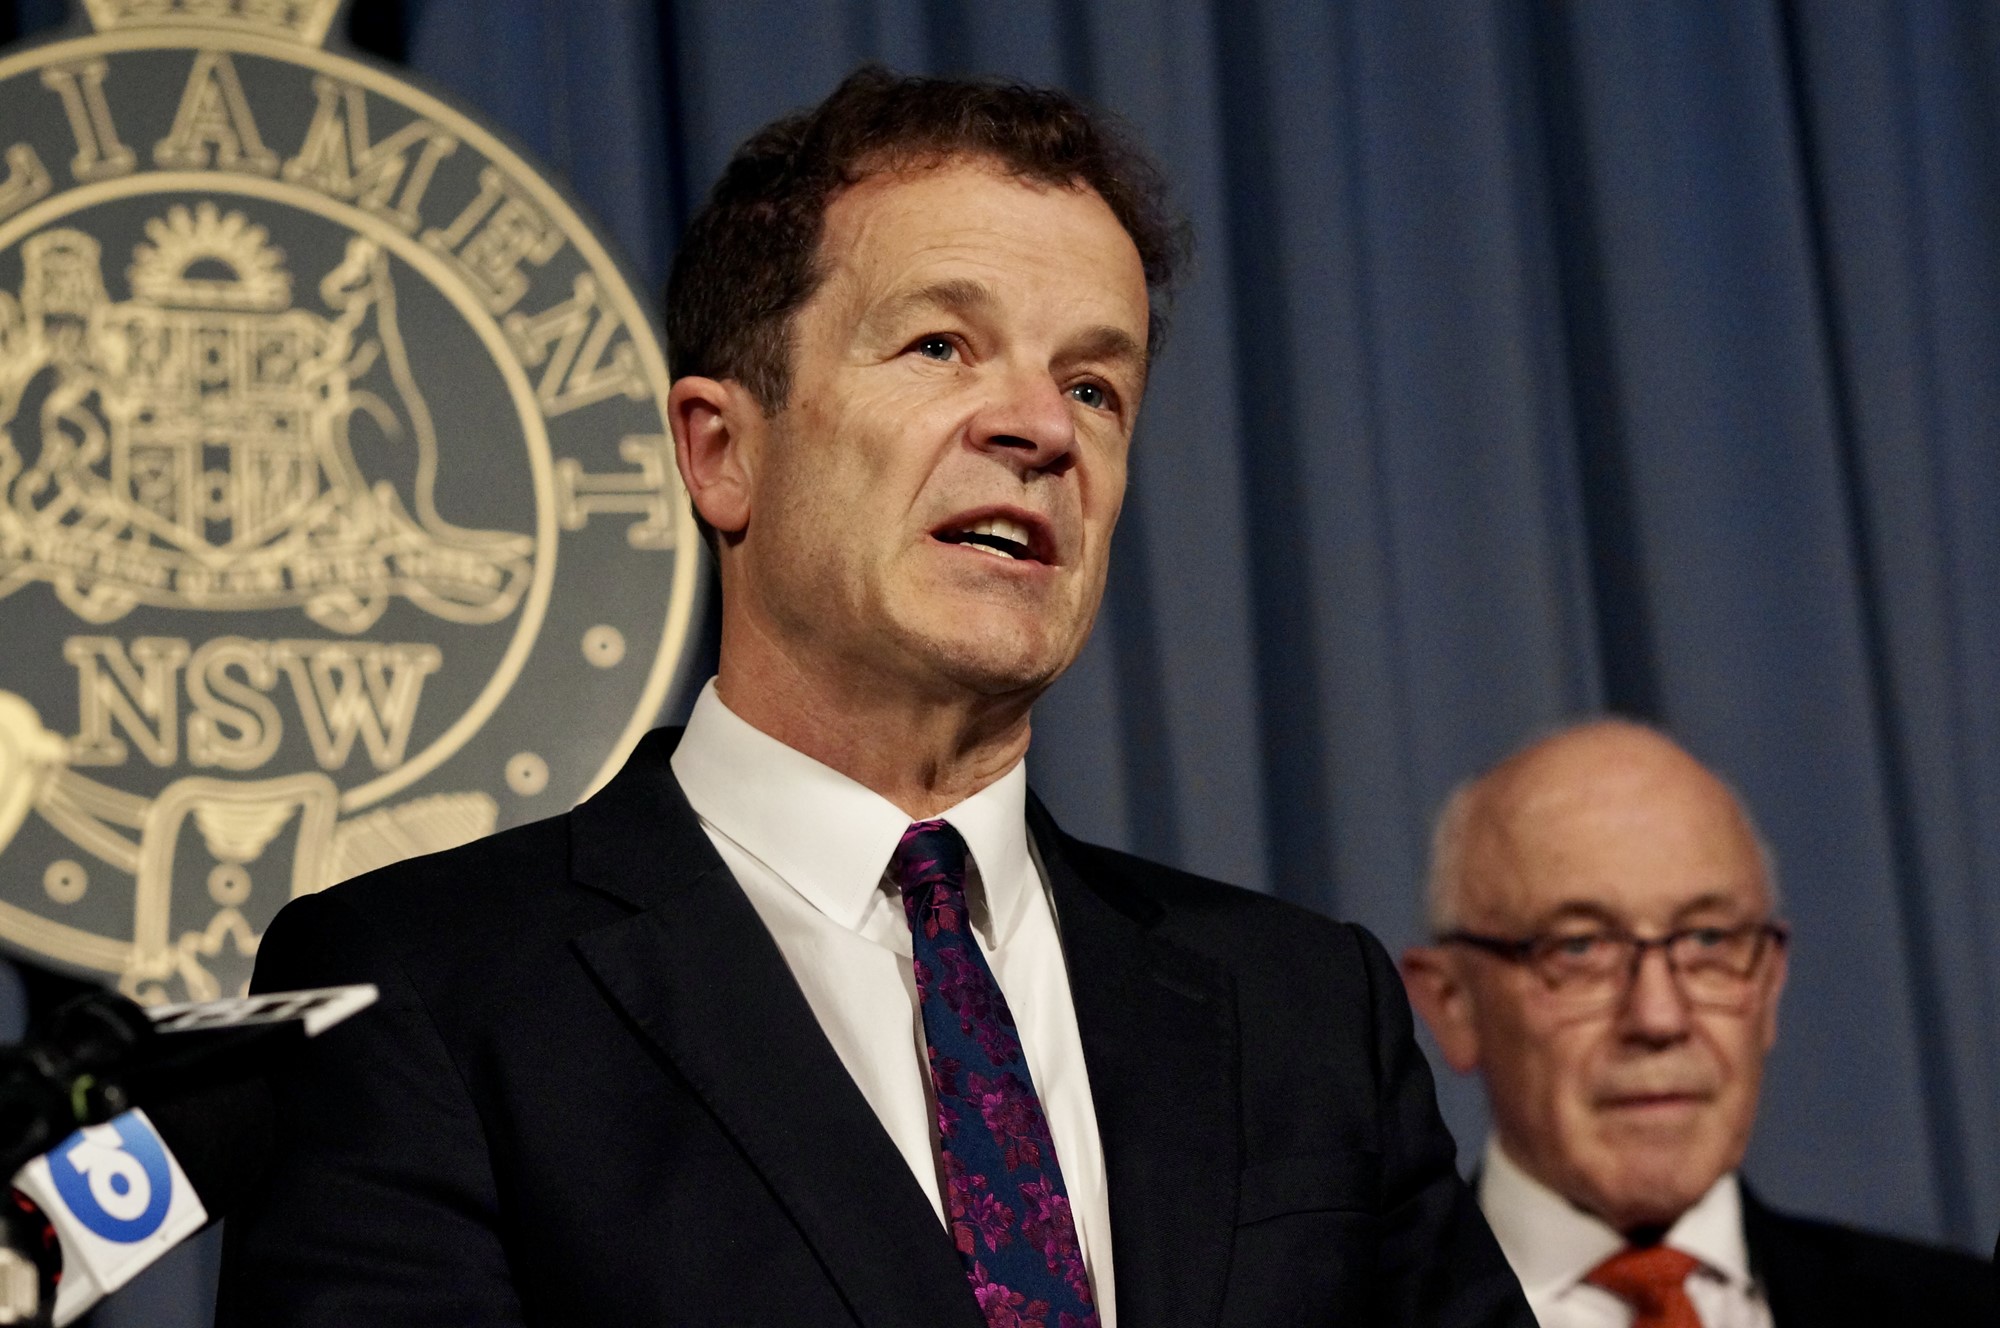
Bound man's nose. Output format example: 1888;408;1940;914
970;364;1077;474
1616;944;1694;1044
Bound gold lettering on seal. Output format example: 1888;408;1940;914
185;636;284;773
62;636;447;775
40;59;137;182
270;640;442;772
554;434;678;551
65;635;192;768
503;273;648;418
422;165;563;313
154;50;279;176
0;144;52;224
283;76;459;233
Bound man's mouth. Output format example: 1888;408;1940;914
1597;1091;1710;1111
933;515;1047;563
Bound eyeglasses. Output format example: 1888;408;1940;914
1437;920;1788;1011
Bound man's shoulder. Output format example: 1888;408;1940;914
259;813;593;986
1057;829;1358;936
283;725;692;954
1746;1190;1995;1275
325;813;576;925
1744;1188;1997;1320
1048;825;1391;999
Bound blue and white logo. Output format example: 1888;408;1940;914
46;1117;173;1244
13;1108;208;1321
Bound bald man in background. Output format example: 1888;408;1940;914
1401;719;1994;1327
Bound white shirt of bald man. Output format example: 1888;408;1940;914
1478;1138;1771;1328
670;678;1117;1326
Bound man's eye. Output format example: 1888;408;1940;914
912;335;956;361
1552;934;1605;958
1068;382;1109;410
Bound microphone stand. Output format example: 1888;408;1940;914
0;1199;51;1327
0;982;368;1324
0;993;157;1326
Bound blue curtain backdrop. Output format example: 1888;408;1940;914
2;0;1996;1322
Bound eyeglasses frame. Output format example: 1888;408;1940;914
1434;919;1791;1001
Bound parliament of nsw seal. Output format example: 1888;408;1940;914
0;0;702;1003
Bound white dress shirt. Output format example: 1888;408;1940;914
1477;1138;1771;1328
670;680;1117;1324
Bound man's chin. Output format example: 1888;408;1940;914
1577;1151;1728;1233
892;611;1083;698
932;645;1068;699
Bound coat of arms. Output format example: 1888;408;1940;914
0;0;702;1002
2;202;534;631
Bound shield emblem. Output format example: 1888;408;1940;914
99;204;338;559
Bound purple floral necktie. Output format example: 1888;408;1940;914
891;820;1100;1328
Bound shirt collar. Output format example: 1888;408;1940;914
1477;1137;1754;1297
1664;1165;1752;1288
668;679;1034;944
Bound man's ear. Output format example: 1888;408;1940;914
1400;946;1483;1074
1757;934;1788;1054
670;375;761;538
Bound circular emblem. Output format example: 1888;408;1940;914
49;1115;174;1242
0;2;701;1002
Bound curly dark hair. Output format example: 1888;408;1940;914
665;65;1188;413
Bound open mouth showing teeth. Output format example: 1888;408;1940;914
936;516;1040;562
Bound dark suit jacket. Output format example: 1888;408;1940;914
1743;1187;1997;1326
218;728;1532;1327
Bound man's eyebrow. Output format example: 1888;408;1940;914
1531;902;1623;930
1669;891;1760;923
1063;324;1148;378
861;282;1148;380
1525;893;1760;933
862;278;996;338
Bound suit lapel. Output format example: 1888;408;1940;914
1740;1183;1838;1325
1034;801;1241;1328
567;732;981;1328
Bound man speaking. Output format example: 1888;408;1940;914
220;68;1530;1327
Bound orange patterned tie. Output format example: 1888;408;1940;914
1585;1244;1702;1328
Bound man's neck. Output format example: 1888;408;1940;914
713;656;1032;821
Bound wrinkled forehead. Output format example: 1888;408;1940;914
818;158;1134;277
1460;759;1771;931
803;161;1151;363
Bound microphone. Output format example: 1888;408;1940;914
0;983;375;1181
0;986;375;1325
13;1107;206;1325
